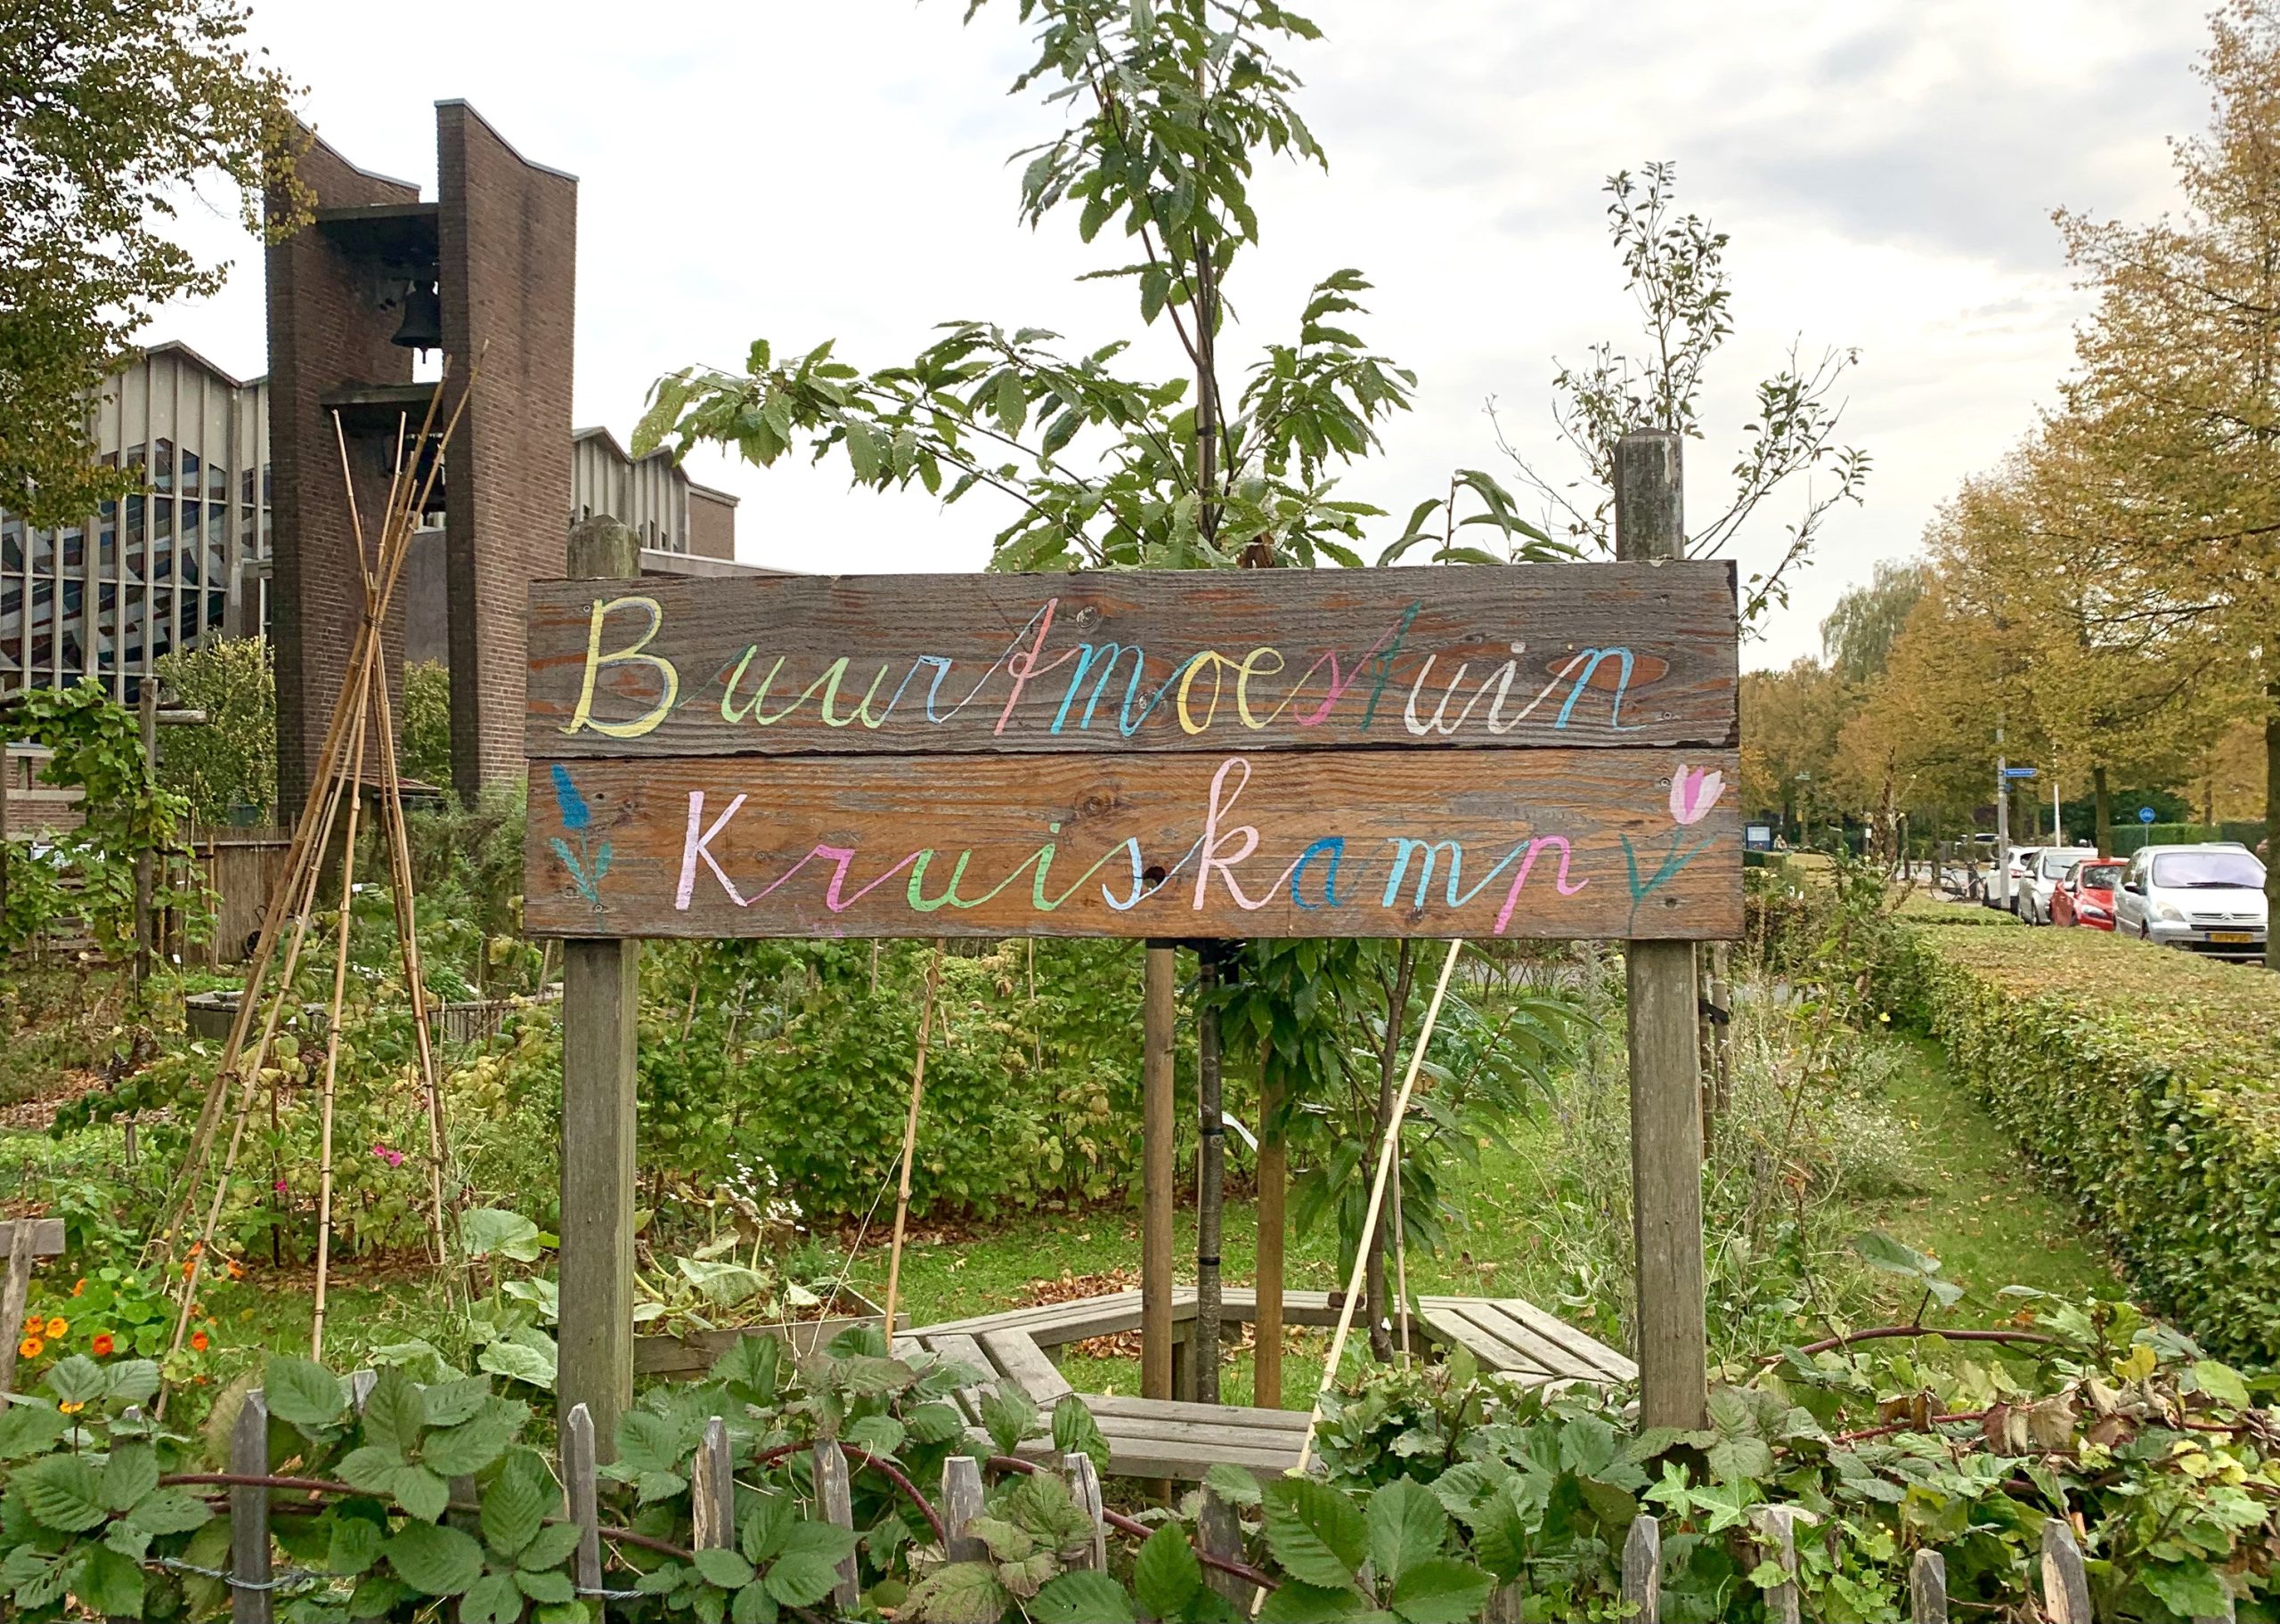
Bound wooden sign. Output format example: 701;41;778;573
524;567;1740;940
525;565;1738;757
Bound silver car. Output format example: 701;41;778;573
2113;843;2268;961
2022;846;2098;925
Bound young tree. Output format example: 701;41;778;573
1;0;308;526
1494;163;1871;622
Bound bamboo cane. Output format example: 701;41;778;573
309;686;370;1359
879;946;945;1339
1274;939;1463;1516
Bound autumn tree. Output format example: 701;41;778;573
1;0;308;526
2056;0;2280;949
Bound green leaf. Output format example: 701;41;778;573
1365;1477;1446;1589
1258;1578;1371;1621
44;1355;105;1407
18;1454;109;1531
2192;1360;2252;1408
844;1412;907;1458
423;1376;491;1429
1261;1478;1366;1590
710;1333;781;1404
1706;1435;1776;1483
980;1385;1038;1457
104;1360;161;1406
461;1207;543;1263
1204;1462;1262;1507
1033;1569;1136;1621
330;1514;386;1576
341;1444;404;1490
903;1561;1009;1622
387;1521;484;1596
517;1521;582;1574
424;1399;526;1476
264;1356;346;1429
731;1578;781;1623
127;1487;212;1537
695;1547;756;1588
392;1464;452;1524
76;1543;145;1617
362;1368;427;1456
517;1566;576;1604
0;1401;71;1460
480;1449;552;1559
2141;1559;2232;1620
1386;1555;1495;1624
100;1441;159;1511
1132;1523;1202;1617
477;1335;557;1391
459;1569;523;1623
762;1551;843;1609
5;1549;69;1611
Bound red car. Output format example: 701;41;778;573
2051;857;2126;930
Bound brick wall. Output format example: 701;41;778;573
687;487;737;561
436;102;577;801
265;135;417;815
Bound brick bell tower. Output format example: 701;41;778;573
265;103;575;811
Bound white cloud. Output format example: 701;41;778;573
149;0;2211;666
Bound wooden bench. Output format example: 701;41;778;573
0;1219;67;1409
901;1286;1633;1481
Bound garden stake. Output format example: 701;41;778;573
1391;1122;1412;1364
1261;935;1463;1619
880;945;945;1338
309;687;370;1360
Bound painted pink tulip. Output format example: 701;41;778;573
1668;766;1724;826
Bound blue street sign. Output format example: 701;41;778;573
2002;766;2038;778
2138;805;2157;824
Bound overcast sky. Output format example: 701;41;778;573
148;0;2212;669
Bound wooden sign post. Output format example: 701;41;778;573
530;524;1738;1440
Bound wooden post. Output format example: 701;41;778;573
1062;1452;1107;1572
1910;1549;1948;1623
941;1456;985;1563
1253;1075;1285;1409
1194;943;1225;1406
691;1417;734;1550
1141;943;1177;1403
558;516;642;1459
0;1222;31;1408
230;1391;272;1624
813;1441;859;1611
1621;1514;1661;1624
1197;1487;1251;1608
1754;1506;1799;1624
2040;1518;2090;1624
1616;431;1709;1433
561;1402;603;1601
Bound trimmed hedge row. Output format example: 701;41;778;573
1881;916;2280;1360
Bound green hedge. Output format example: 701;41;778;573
1882;917;2280;1360
2109;819;2267;857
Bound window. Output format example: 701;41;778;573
2080;865;2124;890
2150;849;2266;889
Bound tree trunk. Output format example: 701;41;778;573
2093;765;2112;857
1364;942;1414;1364
1194;946;1225;1404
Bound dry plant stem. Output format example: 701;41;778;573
1391;1128;1411;1365
310;692;371;1360
880;946;945;1336
1284;941;1464;1488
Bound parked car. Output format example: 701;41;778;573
2050;857;2126;930
2022;846;2099;924
2002;846;2043;912
2113;842;2268;961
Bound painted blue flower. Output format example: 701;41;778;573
551;763;590;832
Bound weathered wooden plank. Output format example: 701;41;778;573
560;1403;603;1603
917;1289;1144;1339
942;1457;985;1563
1755;1506;1800;1624
1450;1302;1591;1380
922;1332;1000;1422
0;1224;36;1409
1419;1305;1532;1372
558;935;639;1458
1091;1433;1298;1481
1198;1488;1254;1609
1063;1454;1107;1571
1083;1410;1309;1453
2041;1518;2090;1624
632;1315;902;1377
813;1442;859;1611
1083;1394;1313;1432
525;748;1742;940
230;1392;272;1624
1489;1298;1638;1382
3;1219;64;1258
525;564;1739;758
1910;1548;1948;1624
1622;1514;1661;1624
691;1417;734;1550
979;1328;1075;1406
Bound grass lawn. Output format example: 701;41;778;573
846;1030;2126;1409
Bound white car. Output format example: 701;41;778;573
2002;847;2043;912
2022;847;2099;925
2113;843;2268;962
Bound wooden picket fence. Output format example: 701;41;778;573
200;1389;2227;1623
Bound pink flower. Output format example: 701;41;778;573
273;1180;289;1193
1668;766;1724;826
370;1144;405;1168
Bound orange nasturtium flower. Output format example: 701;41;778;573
226;1260;245;1280
91;1333;115;1357
18;1336;42;1360
190;1330;209;1352
44;1317;66;1339
58;1401;84;1416
20;1314;37;1335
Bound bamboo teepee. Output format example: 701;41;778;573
152;360;479;1370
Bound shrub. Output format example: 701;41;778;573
399;659;452;789
154;637;274;824
1882;918;2280;1360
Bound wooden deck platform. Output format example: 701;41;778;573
899;1287;1633;1481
